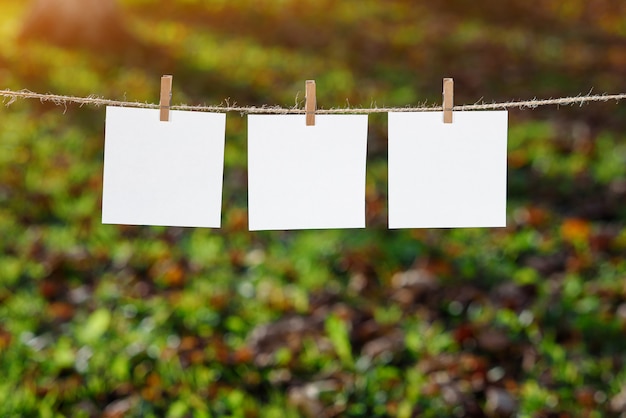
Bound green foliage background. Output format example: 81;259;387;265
2;1;626;416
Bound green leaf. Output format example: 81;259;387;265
78;309;111;344
325;315;353;368
53;338;75;369
167;400;189;418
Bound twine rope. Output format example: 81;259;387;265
2;89;626;114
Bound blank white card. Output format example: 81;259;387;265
388;111;508;228
102;106;226;227
248;115;368;230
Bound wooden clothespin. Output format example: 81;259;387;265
305;80;316;126
443;78;454;124
160;75;173;122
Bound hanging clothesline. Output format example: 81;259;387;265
1;88;626;114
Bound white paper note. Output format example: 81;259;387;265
388;111;508;228
102;106;226;228
248;115;368;230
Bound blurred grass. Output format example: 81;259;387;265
1;0;626;416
